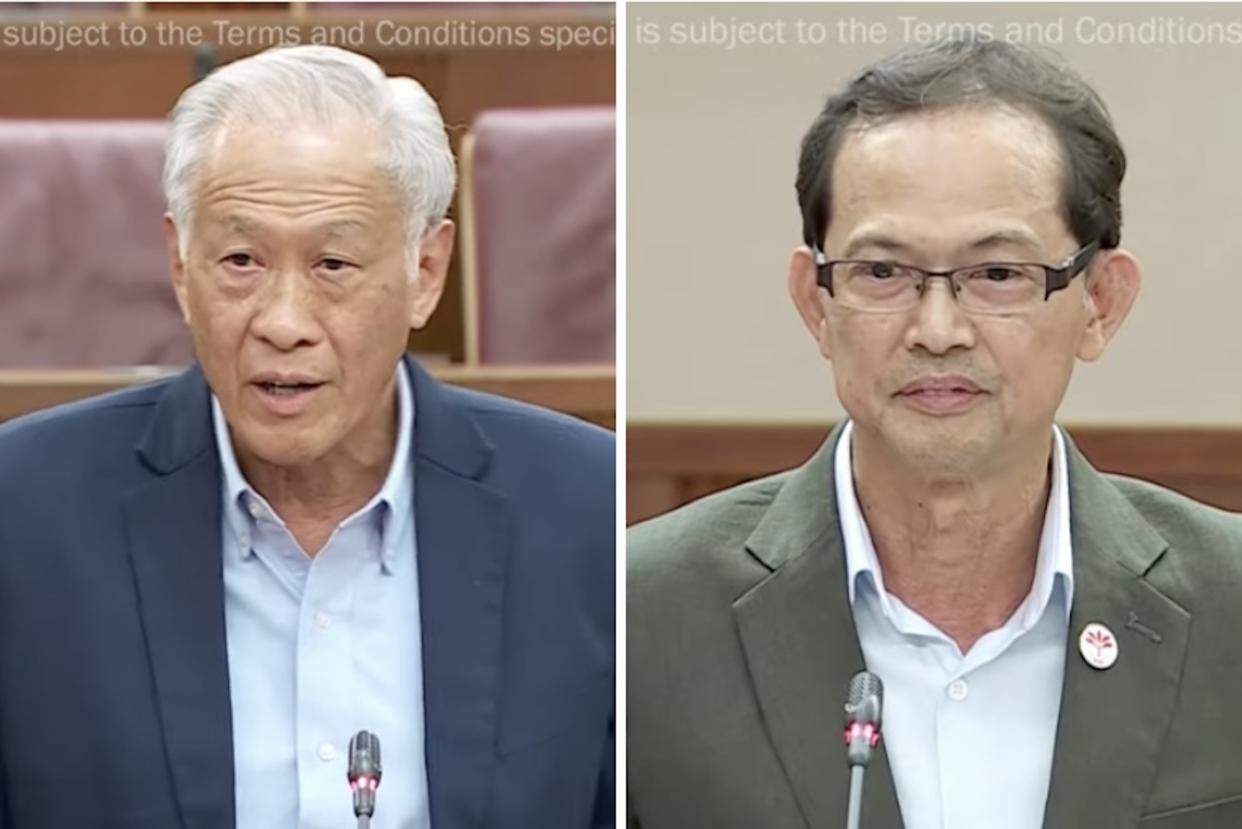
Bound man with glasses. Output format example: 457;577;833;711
629;37;1242;829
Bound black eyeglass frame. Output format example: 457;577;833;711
812;241;1101;304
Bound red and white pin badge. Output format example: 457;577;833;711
1079;622;1118;670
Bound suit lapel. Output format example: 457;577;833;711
406;357;509;828
1043;440;1190;828
123;366;235;829
734;426;904;829
732;428;1191;829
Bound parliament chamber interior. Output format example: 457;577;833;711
0;0;615;431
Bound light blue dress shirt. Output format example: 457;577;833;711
211;365;431;829
836;421;1074;829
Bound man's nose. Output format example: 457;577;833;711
904;278;977;356
250;269;321;351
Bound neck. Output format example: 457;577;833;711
851;425;1055;653
238;384;399;556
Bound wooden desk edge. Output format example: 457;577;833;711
0;364;615;427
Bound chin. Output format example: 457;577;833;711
878;415;1003;476
253;446;321;469
237;423;329;468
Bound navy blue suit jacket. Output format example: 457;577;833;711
0;356;615;828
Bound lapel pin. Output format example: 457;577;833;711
1079;622;1118;670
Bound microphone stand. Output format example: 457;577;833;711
843;670;884;829
846;765;865;829
348;730;382;829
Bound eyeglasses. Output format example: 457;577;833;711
813;241;1100;314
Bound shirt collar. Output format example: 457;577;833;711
211;362;416;573
835;420;1074;626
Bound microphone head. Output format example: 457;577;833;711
845;670;883;727
348;730;382;777
348;730;383;817
192;44;217;82
843;671;884;768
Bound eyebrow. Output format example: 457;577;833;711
220;214;262;237
966;229;1043;256
840;231;910;259
317;219;371;239
839;227;1043;259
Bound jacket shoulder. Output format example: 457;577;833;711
1108;473;1242;547
0;377;170;473
1107;473;1242;607
446;383;613;459
628;471;791;588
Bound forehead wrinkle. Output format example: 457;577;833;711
206;191;383;226
200;177;383;208
197;167;398;224
214;212;375;234
197;158;392;215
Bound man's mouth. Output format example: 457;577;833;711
897;375;984;396
894;374;988;415
257;381;320;396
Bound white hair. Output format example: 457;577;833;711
162;45;456;268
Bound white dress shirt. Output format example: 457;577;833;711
835;421;1074;829
212;365;431;829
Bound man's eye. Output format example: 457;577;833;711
318;258;357;274
223;253;255;268
868;262;896;279
980;266;1021;281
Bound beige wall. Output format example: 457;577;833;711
628;2;1242;424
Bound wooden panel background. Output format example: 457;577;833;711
628;423;1242;525
0;364;615;429
0;4;616;363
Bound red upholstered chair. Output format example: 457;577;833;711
460;107;615;365
0;120;191;368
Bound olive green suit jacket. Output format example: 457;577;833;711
627;426;1242;828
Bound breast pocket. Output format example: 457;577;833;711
1138;794;1242;828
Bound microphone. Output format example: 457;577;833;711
348;730;383;829
843;671;884;829
192;44;216;82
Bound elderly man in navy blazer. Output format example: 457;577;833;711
0;46;614;828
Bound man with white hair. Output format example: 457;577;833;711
0;46;614;828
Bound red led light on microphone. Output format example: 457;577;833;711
349;776;381;792
843;720;881;748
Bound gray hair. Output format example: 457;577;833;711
162;45;456;267
796;37;1126;252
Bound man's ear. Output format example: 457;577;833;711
163;214;192;326
408;219;455;330
1076;248;1141;362
788;245;833;360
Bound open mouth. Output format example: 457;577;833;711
257;381;320;396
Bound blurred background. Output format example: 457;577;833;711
0;0;615;429
628;2;1242;522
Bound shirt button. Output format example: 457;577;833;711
318;742;336;762
314;610;332;630
947;679;970;701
